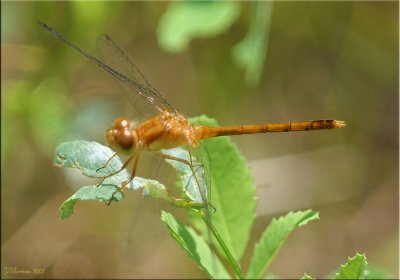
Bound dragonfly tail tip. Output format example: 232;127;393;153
333;120;346;128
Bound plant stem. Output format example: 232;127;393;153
201;214;244;279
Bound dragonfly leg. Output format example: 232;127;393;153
96;152;118;173
156;150;208;206
155;152;191;166
184;165;216;213
157;151;215;255
96;154;134;188
106;153;140;205
187;146;216;263
122;153;141;188
187;146;211;209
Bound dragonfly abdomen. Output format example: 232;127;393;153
194;120;345;140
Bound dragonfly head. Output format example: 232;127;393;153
106;117;137;155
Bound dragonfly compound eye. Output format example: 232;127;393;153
117;129;135;151
107;118;137;154
112;117;131;130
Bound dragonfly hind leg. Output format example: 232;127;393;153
155;149;211;209
187;146;215;213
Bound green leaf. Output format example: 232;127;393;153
54;141;202;219
161;211;231;279
157;2;240;52
246;210;319;279
232;2;273;86
54;140;138;219
335;253;368;280
54;140;127;178
189;115;257;262
302;272;313;280
59;184;124;220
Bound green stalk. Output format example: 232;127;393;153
201;214;244;279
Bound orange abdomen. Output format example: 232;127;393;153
194;120;346;141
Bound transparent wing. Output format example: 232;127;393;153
189;143;215;264
160;144;213;241
160;146;211;207
96;34;177;119
38;22;176;120
121;198;166;268
190;143;212;208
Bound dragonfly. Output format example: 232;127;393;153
38;21;345;216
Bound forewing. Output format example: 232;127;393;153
38;22;173;120
96;35;176;120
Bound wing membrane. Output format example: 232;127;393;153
38;21;175;117
96;34;176;117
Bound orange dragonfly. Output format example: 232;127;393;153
38;22;345;211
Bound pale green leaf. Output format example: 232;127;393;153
54;140;202;219
59;184;124;220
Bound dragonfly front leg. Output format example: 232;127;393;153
106;152;141;206
122;152;141;187
96;153;135;188
96;152;118;173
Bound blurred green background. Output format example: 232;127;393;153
1;1;398;279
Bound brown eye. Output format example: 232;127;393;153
117;129;134;150
112;117;130;130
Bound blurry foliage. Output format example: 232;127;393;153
2;80;33;160
362;266;394;280
70;2;110;28
2;78;69;160
157;1;272;86
157;2;240;52
231;1;273;86
302;272;312;280
28;79;70;154
68;97;119;141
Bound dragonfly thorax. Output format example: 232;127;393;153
131;112;199;151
